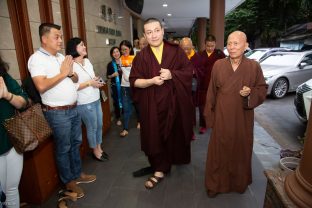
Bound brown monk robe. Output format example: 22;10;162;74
130;40;194;169
204;31;267;197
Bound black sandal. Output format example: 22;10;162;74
144;175;164;189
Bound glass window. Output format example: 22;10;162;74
261;54;301;66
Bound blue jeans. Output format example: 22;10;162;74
77;99;103;148
121;87;133;130
44;108;82;184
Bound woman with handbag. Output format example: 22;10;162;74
66;37;109;162
0;55;28;208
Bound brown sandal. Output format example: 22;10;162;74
57;189;78;208
57;200;68;208
58;189;78;201
144;175;164;189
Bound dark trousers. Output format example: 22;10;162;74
199;105;206;128
148;152;171;174
110;85;122;120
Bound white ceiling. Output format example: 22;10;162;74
140;0;245;37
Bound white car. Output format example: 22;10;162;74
223;47;251;56
245;48;290;62
294;79;312;122
260;51;312;98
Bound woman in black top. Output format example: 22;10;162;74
106;47;123;126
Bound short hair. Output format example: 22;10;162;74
205;34;216;43
39;23;61;43
109;46;120;59
65;37;83;58
144;18;162;28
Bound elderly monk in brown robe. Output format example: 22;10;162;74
129;18;194;189
204;31;267;197
180;37;204;130
199;35;225;134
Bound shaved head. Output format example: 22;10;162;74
227;31;249;60
180;37;194;56
228;31;247;43
180;37;193;47
139;36;148;49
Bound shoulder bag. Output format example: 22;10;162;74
4;103;52;154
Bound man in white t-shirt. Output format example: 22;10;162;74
28;23;96;199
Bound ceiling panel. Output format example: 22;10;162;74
140;0;245;37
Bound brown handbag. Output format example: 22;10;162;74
4;103;52;154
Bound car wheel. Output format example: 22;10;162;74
271;78;289;98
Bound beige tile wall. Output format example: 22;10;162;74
27;0;41;51
83;0;131;79
0;0;20;80
52;1;63;30
2;0;133;110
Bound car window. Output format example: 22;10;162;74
247;50;266;61
301;54;312;65
261;54;302;66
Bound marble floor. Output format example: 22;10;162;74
35;119;281;208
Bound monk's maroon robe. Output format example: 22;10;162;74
190;52;204;107
199;49;226;105
129;41;194;168
204;57;267;194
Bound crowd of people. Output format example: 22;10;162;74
0;17;267;208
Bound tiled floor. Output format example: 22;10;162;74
36;119;281;208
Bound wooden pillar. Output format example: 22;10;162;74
7;0;33;80
60;0;73;44
285;103;312;208
76;0;87;46
197;18;206;52
209;0;225;50
38;0;53;23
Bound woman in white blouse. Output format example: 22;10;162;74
66;37;108;162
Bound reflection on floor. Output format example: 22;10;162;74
36;120;280;208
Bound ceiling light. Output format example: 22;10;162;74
162;3;168;7
167;13;172;17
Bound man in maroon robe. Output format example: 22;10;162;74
179;37;204;131
204;31;267;197
199;35;226;134
129;18;194;189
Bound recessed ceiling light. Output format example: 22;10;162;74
167;13;172;17
162;3;168;7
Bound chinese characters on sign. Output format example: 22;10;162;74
101;5;116;23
